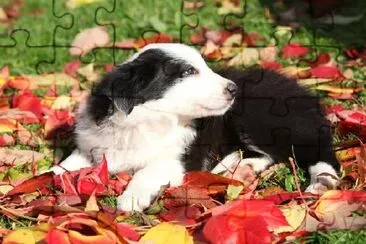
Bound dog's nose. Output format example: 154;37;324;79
225;82;237;98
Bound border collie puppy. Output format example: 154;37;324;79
51;43;340;212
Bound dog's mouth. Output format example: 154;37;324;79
198;98;234;111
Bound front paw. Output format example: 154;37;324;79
305;173;339;195
117;187;154;212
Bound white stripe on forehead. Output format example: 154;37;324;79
126;43;208;68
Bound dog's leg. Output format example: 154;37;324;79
305;162;340;194
212;151;273;174
117;160;185;212
49;149;92;175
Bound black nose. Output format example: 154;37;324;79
225;82;237;98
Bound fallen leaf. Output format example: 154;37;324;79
274;205;306;234
7;76;37;90
51;95;73;110
226;185;244;201
183;1;204;9
70;27;109;56
134;33;173;48
259;46;277;62
66;0;103;9
0;148;44;166
310;52;331;67
281;43;309;59
228;48;259;67
64;60;81;78
164;186;217;209
311;66;343;78
160;205;201;226
114;39;136;49
24;73;78;87
0;109;39;124
261;61;283;70
12;91;43;118
141;222;193;244
7;172;54;196
77;63;100;82
315;85;357;94
203;200;288;244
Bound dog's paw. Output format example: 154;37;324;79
305;173;339;195
116;187;153;212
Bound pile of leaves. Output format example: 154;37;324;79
1;1;366;242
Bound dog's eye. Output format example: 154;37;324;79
181;67;198;77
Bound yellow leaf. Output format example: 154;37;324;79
297;78;332;87
3;225;48;244
141;223;193;244
315;85;355;94
273;205;306;234
0;185;13;195
66;0;104;9
85;191;99;212
24;73;77;87
51;95;73;110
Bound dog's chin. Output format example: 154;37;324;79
196;99;234;117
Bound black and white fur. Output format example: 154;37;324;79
51;43;340;211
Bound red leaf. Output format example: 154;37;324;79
310;52;331;67
183;171;243;194
58;172;79;195
46;228;71;244
328;93;353;100
243;33;263;46
261;61;283;70
0;66;9;80
104;64;114;72
115;222;140;241
160;205;202;225
281;43;309;59
7;76;37;90
7;172;54;196
96;155;108;185
134;33;173;48
324;104;344;114
205;30;231;45
204;215;271;244
44;110;74;139
12;91;43;118
203;200;288;244
164;186;217;209
337;110;366;138
64;60;81;78
114;39;136;49
0;134;15;146
311;66;343;78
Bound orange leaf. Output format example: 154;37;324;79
7;172;54;196
46;229;71;244
315;85;356;94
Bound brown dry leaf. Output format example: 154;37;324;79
70;27;109;56
0;148;44;166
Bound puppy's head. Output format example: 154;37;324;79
88;43;237;123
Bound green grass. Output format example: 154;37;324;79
0;0;365;241
1;0;365;75
298;229;366;244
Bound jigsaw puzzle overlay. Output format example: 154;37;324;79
0;0;365;243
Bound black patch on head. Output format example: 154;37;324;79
88;48;194;124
